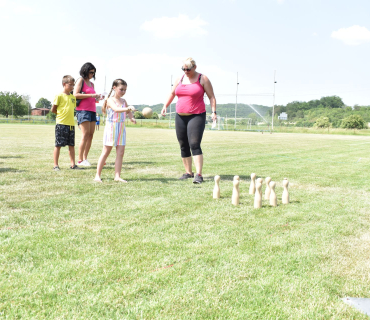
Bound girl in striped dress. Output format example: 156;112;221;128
94;79;136;182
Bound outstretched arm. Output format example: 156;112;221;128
161;77;180;116
125;100;137;124
107;99;135;113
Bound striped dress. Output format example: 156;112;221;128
103;100;126;146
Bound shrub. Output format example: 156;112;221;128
46;111;56;120
341;115;366;129
134;111;144;119
314;116;331;128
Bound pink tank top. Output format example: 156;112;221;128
175;74;206;114
76;80;96;112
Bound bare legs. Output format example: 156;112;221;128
94;145;126;182
182;154;203;175
114;146;126;181
78;121;96;162
53;147;61;167
54;146;76;167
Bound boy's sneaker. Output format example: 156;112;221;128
53;166;60;171
70;165;84;170
193;173;203;184
179;172;194;180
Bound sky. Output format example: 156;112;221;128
0;0;369;108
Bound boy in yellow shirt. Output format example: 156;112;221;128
51;75;83;170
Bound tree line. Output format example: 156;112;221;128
273;96;370;129
1;91;369;129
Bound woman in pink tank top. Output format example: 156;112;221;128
161;57;217;184
73;62;103;166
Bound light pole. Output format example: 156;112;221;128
169;75;173;128
272;70;277;131
234;72;239;130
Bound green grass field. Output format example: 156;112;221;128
1;124;370;319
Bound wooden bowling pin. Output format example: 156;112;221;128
254;180;262;208
249;173;256;194
256;178;263;196
282;178;289;204
264;177;272;200
232;176;240;206
269;181;277;207
213;175;221;199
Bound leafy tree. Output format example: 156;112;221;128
22;95;32;114
319;96;345;108
314;116;331;128
0;91;28;118
152;112;159;119
341;115;366;129
134;111;144;119
36;97;52;109
247;112;258;125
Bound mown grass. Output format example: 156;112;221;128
1;124;370;319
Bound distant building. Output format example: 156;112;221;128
31;108;50;116
278;112;288;120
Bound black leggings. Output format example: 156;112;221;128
175;112;206;158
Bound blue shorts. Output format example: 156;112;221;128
96;121;100;125
76;110;97;125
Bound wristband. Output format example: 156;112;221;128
212;111;217;114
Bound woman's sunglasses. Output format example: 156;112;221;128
89;71;95;75
181;67;193;72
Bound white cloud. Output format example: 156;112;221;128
331;25;370;46
277;0;285;4
140;15;208;39
312;32;318;36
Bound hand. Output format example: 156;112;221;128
130;118;137;124
212;113;217;121
128;106;136;112
161;106;167;117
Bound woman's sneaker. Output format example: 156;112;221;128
53;166;60;171
193;173;203;184
78;160;91;166
179;173;194;180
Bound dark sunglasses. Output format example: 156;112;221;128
89;71;95;74
181;67;193;72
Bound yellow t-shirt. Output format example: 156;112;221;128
53;93;76;126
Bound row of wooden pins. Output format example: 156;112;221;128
213;174;289;208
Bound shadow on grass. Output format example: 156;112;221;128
124;161;155;165
136;177;179;183
218;175;251;181
0;168;26;173
0;155;23;159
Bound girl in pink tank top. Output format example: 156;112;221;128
76;81;97;112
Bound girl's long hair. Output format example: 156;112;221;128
102;79;127;115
